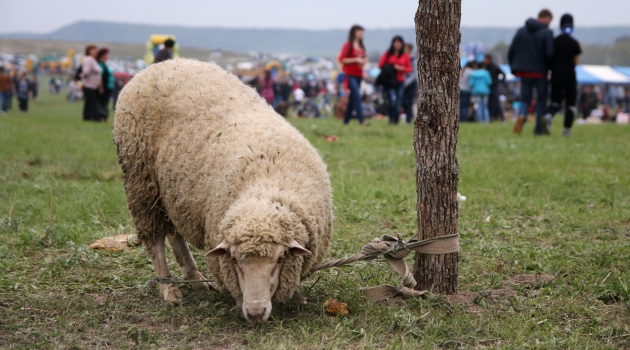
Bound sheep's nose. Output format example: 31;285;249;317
246;307;267;323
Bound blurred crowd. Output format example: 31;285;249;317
458;10;630;136
0;67;38;114
3;20;629;130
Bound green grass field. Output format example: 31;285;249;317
1;87;629;349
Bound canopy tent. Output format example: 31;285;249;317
612;66;630;81
576;65;630;84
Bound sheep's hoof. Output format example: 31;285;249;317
160;283;183;306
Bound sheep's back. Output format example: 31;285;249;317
113;60;332;260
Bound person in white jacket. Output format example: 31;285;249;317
81;44;102;121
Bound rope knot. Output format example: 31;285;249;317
309;233;460;302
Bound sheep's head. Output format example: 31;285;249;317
206;239;310;323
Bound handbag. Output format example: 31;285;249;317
97;103;109;119
375;64;398;89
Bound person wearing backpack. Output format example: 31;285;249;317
338;25;367;125
542;14;582;136
378;36;412;124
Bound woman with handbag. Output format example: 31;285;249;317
378;36;412;124
81;45;102;121
338;25;367;125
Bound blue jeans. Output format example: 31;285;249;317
519;78;548;134
387;82;404;124
272;94;283;108
475;95;489;123
0;91;11;112
344;75;364;124
402;81;417;123
459;90;471;121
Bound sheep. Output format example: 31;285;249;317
113;59;332;323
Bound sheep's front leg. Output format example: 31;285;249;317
168;232;213;291
146;234;183;305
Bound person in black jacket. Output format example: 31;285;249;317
483;54;505;122
508;9;554;135
543;14;582;136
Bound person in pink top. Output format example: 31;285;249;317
378;36;412;124
338;25;367;125
260;69;275;105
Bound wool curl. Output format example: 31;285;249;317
113;59;332;305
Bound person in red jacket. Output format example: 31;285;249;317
338;25;367;125
378;36;412;124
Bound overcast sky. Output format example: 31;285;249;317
1;0;629;33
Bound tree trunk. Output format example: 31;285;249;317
412;0;461;294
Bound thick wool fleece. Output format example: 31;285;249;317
113;59;332;303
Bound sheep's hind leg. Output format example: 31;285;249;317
168;232;213;291
146;234;183;305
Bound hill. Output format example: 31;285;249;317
0;38;243;62
2;21;630;57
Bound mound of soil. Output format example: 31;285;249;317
446;274;555;314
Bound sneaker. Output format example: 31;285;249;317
539;114;552;135
513;116;525;134
0;111;5;115
563;128;571;136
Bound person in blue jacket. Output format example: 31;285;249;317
97;47;115;122
469;62;492;123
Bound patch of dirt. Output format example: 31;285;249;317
508;274;555;288
446;290;483;314
446;274;555;314
93;293;109;306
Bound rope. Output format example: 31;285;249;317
310;233;460;302
142;233;459;303
141;277;218;289
310;233;460;272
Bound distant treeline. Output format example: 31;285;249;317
2;21;630;58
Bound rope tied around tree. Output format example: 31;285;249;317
310;233;459;302
143;233;459;303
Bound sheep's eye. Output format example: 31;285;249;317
231;257;238;264
276;257;284;264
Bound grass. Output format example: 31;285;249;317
0;86;629;349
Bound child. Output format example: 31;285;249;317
361;94;376;118
17;73;30;112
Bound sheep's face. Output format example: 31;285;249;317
207;240;310;323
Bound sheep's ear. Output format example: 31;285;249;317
206;241;230;257
287;240;311;256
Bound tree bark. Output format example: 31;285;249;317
413;0;461;294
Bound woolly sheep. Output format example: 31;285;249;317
113;59;332;323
